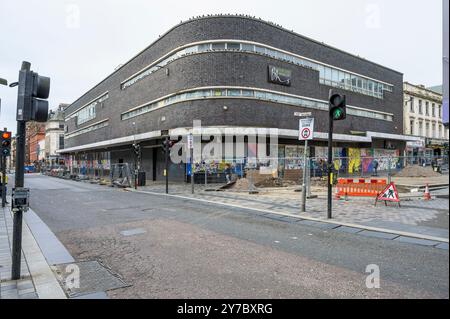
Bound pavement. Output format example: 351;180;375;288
0;203;66;299
15;174;449;298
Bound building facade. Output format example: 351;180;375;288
45;104;66;167
61;15;419;181
403;82;449;157
26;121;46;166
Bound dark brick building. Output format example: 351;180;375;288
60;15;419;181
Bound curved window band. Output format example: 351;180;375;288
121;87;393;122
121;41;393;99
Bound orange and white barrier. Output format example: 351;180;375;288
336;178;387;197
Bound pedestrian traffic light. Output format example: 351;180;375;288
329;93;346;121
1;131;12;157
16;64;50;122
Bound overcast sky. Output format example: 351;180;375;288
0;0;443;134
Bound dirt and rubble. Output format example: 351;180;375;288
392;165;442;178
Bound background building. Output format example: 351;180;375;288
60;15;419;181
25;121;46;167
403;82;449;158
45;103;67;167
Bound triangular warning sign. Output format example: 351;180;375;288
377;182;400;202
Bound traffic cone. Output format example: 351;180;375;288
424;183;431;200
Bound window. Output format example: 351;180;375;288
432;103;435;117
241;90;253;97
211;42;226;50
438;105;442;118
198;43;210;52
410;119;414;135
432;123;436;138
410;97;414;112
425;102;429;116
425;122;430;137
418;100;423;114
59;135;64;150
255;46;266;54
331;69;339;83
318;65;325;79
324;67;332;81
418;121;423;136
59;124;65;129
241;43;254;52
226;43;240;50
213;89;226;96
227;89;241;96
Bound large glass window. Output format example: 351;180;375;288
120;87;393;122
120;40;393;99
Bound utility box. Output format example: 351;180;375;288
138;171;146;186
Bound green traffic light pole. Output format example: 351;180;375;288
327;89;346;219
327;90;334;219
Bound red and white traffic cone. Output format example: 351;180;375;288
424;183;431;201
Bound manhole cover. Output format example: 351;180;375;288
53;260;129;298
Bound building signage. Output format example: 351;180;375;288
268;65;291;86
406;140;424;148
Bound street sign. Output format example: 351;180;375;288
375;182;400;206
187;134;193;149
299;118;314;140
294;111;312;117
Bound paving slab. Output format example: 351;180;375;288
394;236;441;247
72;291;109;299
358;230;399;240
435;243;449;250
334;226;363;234
297;220;340;230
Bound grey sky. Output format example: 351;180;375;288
0;0;443;134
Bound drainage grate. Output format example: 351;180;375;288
53;260;130;298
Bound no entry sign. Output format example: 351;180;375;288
299;118;314;140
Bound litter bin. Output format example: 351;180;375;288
138;171;146;186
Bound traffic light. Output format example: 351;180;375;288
329;93;346;121
16;66;50;122
162;139;175;152
132;143;140;155
1;131;12;157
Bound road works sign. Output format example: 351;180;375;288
375;182;400;206
299;118;314;140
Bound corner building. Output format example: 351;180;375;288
61;15;419;181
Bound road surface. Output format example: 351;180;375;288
19;174;450;298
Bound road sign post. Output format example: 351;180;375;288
188;133;194;194
299;117;314;213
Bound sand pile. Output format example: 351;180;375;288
392;165;441;177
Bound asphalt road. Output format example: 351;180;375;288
19;174;450;298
